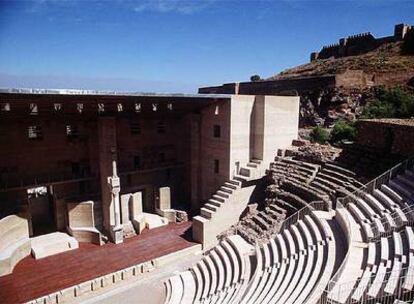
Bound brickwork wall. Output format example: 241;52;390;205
356;120;414;157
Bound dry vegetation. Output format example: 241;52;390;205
269;41;414;79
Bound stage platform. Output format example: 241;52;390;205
0;222;195;304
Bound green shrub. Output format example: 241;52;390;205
330;120;357;143
310;126;329;144
362;87;414;119
250;75;262;82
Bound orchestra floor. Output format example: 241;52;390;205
0;222;195;303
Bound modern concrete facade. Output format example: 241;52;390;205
0;89;299;247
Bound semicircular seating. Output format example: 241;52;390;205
164;157;414;304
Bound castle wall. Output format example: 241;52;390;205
199;76;336;95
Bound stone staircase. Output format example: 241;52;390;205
199;159;264;220
193;159;266;248
237;159;264;181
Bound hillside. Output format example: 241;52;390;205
269;41;414;80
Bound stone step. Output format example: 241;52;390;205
227;179;242;187
212;194;226;202
220;186;233;194
239;167;251;177
204;203;219;212
233;174;248;182
208;199;223;208
224;182;238;190
200;208;214;219
251;159;262;164
216;190;230;199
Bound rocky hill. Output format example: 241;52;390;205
270;41;414;81
199;24;414;127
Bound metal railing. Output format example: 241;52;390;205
338;156;414;207
280;200;327;231
369;204;414;241
318;267;414;304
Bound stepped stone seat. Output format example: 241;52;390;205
352;267;374;301
252;215;269;230
385;261;403;295
169;275;184;304
403;253;414;291
253;240;278;304
381;184;405;206
373;189;399;210
389;180;414;202
356;198;380;220
324;163;357;177
368;264;387;298
0;214;31;277
241;246;264;304
289;221;316;303
326;208;364;304
198;260;211;300
364;193;388;215
210;250;225;292
30;232;78;259
397;175;414;191
317;172;359;192
279;225;306;304
180;271;196;303
310;180;336;195
272;228;304;303
259;234;288;303
67;201;104;245
191;264;203;301
205;255;218;298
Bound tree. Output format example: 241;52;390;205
330;120;357;143
310;126;329;144
250;75;262;82
362;87;414;119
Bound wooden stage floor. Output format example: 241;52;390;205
0;222;195;304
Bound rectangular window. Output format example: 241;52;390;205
214;159;219;174
157;121;166;134
213;125;221;138
131;121;141;135
159;152;165;163
28;126;42;140
66;125;79;138
134;156;141;170
71;162;80;177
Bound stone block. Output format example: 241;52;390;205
67;201;94;228
159;187;171;210
130;192;143;218
120;194;131;224
31;232;79;259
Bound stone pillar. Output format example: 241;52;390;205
98;117;123;243
158;187;171;210
107;155;123;243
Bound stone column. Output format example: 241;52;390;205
107;152;123;243
98;117;123;244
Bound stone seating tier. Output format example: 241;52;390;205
0;214;31;277
30;232;78;259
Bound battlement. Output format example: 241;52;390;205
311;23;413;62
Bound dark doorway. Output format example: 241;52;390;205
27;186;56;236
